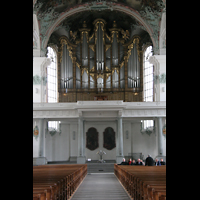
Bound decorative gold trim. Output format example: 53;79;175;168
89;66;95;73
110;31;119;43
81;31;89;43
59;36;77;65
105;44;111;52
81;68;89;75
89;32;94;42
126;38;140;62
119;61;124;69
94;20;106;45
76;62;81;69
89;44;95;52
105;33;111;42
112;68;119;75
97;74;104;79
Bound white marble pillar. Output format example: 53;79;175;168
77;117;86;164
116;117;124;163
35;118;47;165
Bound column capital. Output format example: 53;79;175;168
149;55;166;75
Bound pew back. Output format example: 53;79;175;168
33;164;87;200
114;164;166;200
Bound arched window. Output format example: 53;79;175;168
47;46;57;102
143;46;153;102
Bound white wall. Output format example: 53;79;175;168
85;121;117;161
33;118;166;162
131;121;157;159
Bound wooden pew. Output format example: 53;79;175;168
114;164;166;200
33;164;87;200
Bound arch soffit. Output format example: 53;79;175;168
42;4;155;50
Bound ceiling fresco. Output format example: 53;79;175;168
33;0;166;55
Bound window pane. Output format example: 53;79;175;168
143;46;153;102
47;47;57;102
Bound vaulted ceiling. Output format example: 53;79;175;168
33;0;166;55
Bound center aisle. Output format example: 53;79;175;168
71;173;131;200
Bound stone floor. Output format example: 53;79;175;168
71;173;131;200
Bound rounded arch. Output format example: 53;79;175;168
33;13;40;55
41;3;155;51
159;11;166;55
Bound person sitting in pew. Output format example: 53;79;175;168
136;158;144;165
145;154;155;166
128;158;132;165
118;158;128;165
155;158;161;166
160;158;166;165
141;159;145;165
131;159;136;165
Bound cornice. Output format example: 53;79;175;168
33;101;166;119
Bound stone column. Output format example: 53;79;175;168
77;117;86;164
157;117;163;158
38;119;44;157
116;117;124;164
36;118;47;165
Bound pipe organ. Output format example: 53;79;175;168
58;19;143;102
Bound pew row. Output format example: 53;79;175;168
33;164;87;200
114;164;166;200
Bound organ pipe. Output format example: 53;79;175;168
59;19;142;96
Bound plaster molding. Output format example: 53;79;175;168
149;55;166;75
42;2;156;52
33;101;166;119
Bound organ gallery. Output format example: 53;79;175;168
57;19;144;102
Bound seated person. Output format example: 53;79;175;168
136;158;144;165
160;158;166;165
145;155;154;166
128;158;132;165
118;158;128;165
155;158;161;166
131;159;136;165
141;159;145;165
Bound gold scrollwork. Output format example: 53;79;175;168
97;74;104;79
89;32;94;42
89;44;95;52
59;37;74;65
126;38;140;62
110;31;119;43
94;20;106;45
81;68;88;75
81;31;89;43
105;44;111;52
76;62;81;69
112;68;119;75
119;61;124;69
105;33;111;42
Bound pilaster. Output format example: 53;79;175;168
38;119;44;157
157;117;163;157
77;117;86;163
116;116;124;163
33;57;51;103
149;55;166;102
